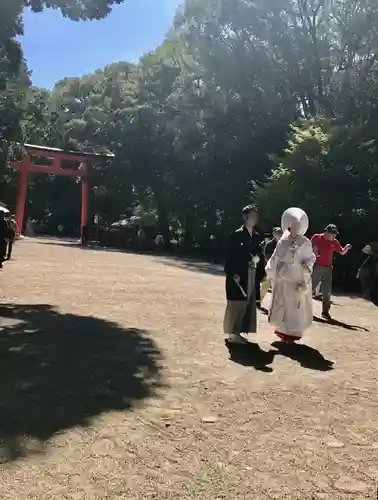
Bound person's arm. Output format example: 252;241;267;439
257;239;265;261
301;238;316;272
255;238;266;281
265;239;283;281
311;234;320;257
259;240;266;258
224;233;240;282
334;239;352;256
264;241;273;261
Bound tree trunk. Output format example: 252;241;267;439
155;200;170;251
182;213;194;254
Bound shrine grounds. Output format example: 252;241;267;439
0;238;377;500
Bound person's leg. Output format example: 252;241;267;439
321;267;333;317
224;302;248;343
0;239;6;267
7;239;14;259
260;278;270;302
312;265;323;294
359;266;373;298
314;282;322;298
255;277;262;308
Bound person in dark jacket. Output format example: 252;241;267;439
260;227;283;302
0;211;9;268
6;214;17;260
357;243;378;302
223;205;264;344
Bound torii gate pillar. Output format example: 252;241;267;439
80;161;89;234
15;168;29;235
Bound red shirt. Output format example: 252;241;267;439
311;233;343;266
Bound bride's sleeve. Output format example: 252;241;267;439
302;238;316;270
265;239;283;280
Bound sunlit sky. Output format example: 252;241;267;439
22;0;180;89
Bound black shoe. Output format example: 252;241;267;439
322;312;332;321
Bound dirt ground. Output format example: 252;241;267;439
0;238;377;500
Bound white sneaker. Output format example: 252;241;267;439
227;334;248;344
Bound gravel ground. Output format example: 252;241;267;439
0;238;377;500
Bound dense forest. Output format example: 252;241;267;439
1;0;378;286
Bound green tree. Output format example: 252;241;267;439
25;0;123;19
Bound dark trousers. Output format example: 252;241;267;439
0;239;7;264
359;267;373;298
312;265;333;314
81;227;88;246
7;238;14;259
255;277;261;304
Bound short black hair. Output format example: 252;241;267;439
241;204;258;215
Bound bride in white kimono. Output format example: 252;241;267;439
265;207;316;342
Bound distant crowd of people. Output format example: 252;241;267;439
80;224;162;252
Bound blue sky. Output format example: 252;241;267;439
22;0;180;89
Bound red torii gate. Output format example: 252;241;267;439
11;144;114;237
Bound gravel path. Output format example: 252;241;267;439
0;238;377;500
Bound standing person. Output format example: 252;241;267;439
25;218;35;237
311;224;352;320
81;225;88;246
266;208;316;342
260;227;283;302
223;205;264;344
137;228;146;252
357;243;378;300
209;233;218;263
313;282;322;299
0;211;9;269
6;214;17;260
255;234;269;309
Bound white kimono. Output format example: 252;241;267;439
265;233;316;339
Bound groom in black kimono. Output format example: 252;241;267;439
223;204;264;344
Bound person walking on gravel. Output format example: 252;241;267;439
311;224;351;321
223;205;264;344
266;208;315;343
0;211;9;269
260;227;283;303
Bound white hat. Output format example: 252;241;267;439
281;207;309;236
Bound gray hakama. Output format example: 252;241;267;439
223;266;257;334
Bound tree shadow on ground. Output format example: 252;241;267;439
271;341;334;371
226;341;276;373
33;239;224;275
31;238;129;254
0;304;164;463
313;316;369;332
154;256;224;277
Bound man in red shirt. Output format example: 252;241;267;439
311;224;351;320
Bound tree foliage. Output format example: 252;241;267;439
25;0;123;20
2;0;378;285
